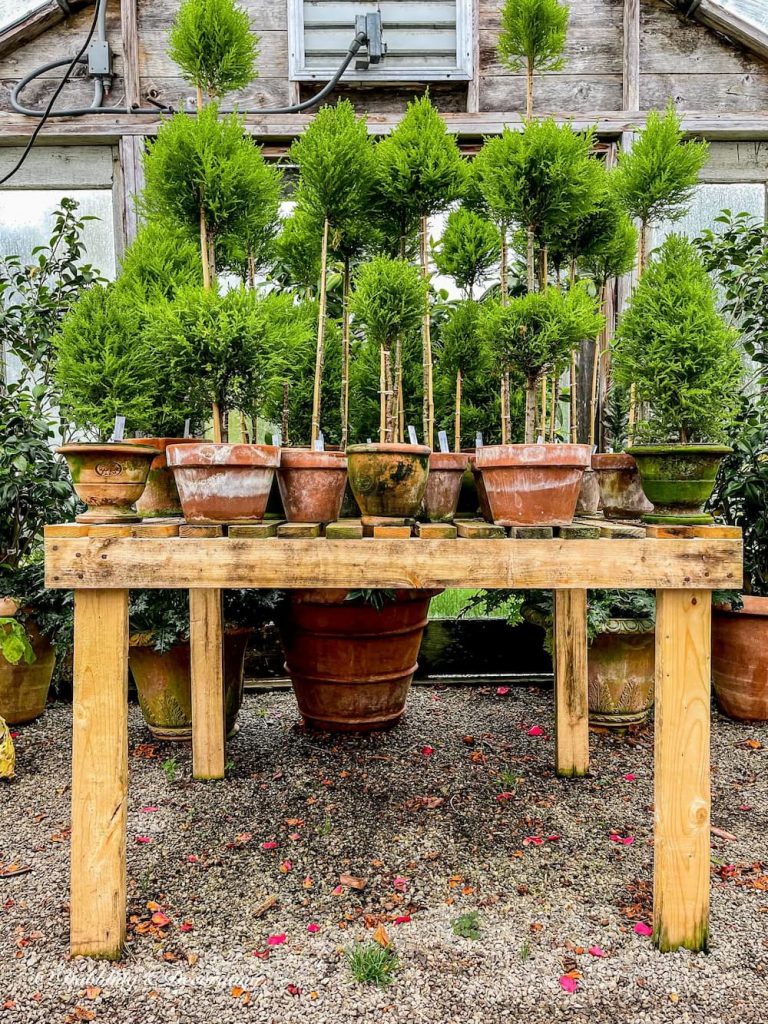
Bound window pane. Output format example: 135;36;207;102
715;0;768;32
0;0;48;32
651;183;766;250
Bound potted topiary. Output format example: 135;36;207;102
614;234;742;523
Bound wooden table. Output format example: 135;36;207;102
43;518;743;960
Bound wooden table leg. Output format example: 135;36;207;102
553;588;589;777
654;588;711;952
190;588;225;780
70;589;129;959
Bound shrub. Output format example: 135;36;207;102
497;0;569;116
433;209;501;298
116;222;202;302
168;0;258;98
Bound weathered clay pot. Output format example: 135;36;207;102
0;619;55;725
57;443;159;524
167;443;280;524
627;444;732;524
422;452;469;521
575;467;601;516
124;437;200;518
346;443;431;522
277;449;348;523
128;628;250;740
713;596;768;721
588;618;655;729
591;452;653;520
281;588;439;732
473;444;592;526
468;455;494;521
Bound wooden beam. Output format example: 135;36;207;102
120;0;141;112
553;589;589;777
189;589;225;781
466;0;480;114
117;134;144;247
70;589;129;959
677;0;768;65
653;589;711;952
44;537;743;591
623;0;640;111
0;1;88;59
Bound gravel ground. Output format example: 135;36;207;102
1;686;768;1024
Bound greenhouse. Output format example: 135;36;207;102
1;0;767;1021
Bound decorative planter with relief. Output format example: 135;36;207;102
57;443;159;523
0;600;55;726
167;443;281;524
422;452;469;521
124;437;200;518
591;452;653;520
473;444;592;526
346;443;431;522
276;449;348;523
713;596;768;722
588;618;655;729
626;444;732;524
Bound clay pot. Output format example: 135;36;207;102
422;452;469;521
575;467;601;516
468;455;494;521
588;618;655;730
473;444;592;526
346;443;431;522
123;437;200;518
57;443;159;524
591;452;653;520
128;629;250;740
281;588;439;732
167;443;280;524
277;449;348;523
713;596;768;721
0;619;55;725
626;444;732;524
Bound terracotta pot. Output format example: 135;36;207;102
0;620;55;725
128;629;250;740
588;618;655;729
124;437;200;518
591;452;653;520
167;443;280;524
277;449;348;523
422;452;469;521
468;455;494;521
346;443;431;522
575;467;601;516
281;588;439;732
473;444;592;526
57;443;159;524
627;444;732;524
713;596;768;721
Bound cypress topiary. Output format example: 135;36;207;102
433;208;501;299
168;0;258;99
613;234;741;444
497;0;569;118
115;222;202;302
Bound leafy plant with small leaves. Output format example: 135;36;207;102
345;942;400;986
115;221;203;303
452;911;482;940
272;208;322;297
168;0;258;99
0;618;35;667
614;234;741;444
497;0;569;117
433;208;501;299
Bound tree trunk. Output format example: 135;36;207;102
499;229;508;305
392;333;403;444
455;369;462;452
525;377;537;444
310;217;330;447
526;58;534;120
340;256;351;448
539;246;548;291
212;402;223;444
420;215;434;449
589;282;607;449
526;226;535;293
379;345;386;443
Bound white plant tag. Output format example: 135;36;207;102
407;425;418;445
112;415;125;442
273;429;282;447
475;432;483;448
536;434;544;444
183;417;191;438
438;430;449;453
367;438;372;444
314;431;325;451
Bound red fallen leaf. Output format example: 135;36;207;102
267;933;286;946
559;975;579;993
740;805;752;811
141;806;159;812
252;950;270;960
179;921;194;932
394;914;411;924
279;860;293;873
261;841;278;850
307;923;320;933
547;834;560;842
9;732;19;740
286;984;301;996
588;945;606;957
634;922;652;936
496;686;510;695
421;745;435;756
288;833;300;840
527;726;543;737
393;876;408;892
187;854;198;863
523;836;543;846
496;792;514;802
135;836;152;844
609;833;634;845
303;876;314;889
623;774;636;782
331;885;344;895
151;911;171;927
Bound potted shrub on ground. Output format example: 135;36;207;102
614;234;742;523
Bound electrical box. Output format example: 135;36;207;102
87;40;112;77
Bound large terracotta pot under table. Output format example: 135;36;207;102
167;442;280;524
0;612;55;725
277;448;348;523
57;442;159;523
281;588;439;732
346;443;430;522
591;452;653;520
473;443;592;526
422;452;469;521
124;437;200;518
588;618;655;729
713;596;768;721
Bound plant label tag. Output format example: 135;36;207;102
314;432;325;451
438;430;449;453
407;425;418;445
475;432;483;448
183;418;191;438
537;434;544;444
367;438;372;444
592;444;597;454
112;415;125;442
273;429;282;447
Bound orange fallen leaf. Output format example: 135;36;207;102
231;986;245;998
84;986;101;999
373;923;391;948
339;874;367;890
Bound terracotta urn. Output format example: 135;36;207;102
167;443;280;524
626;444;732;524
123;437;200;518
473;443;592;526
277;449;348;523
468;454;494;521
57;443;159;523
346;443;431;522
588;618;655;729
575;467;601;516
713;596;768;721
591;452;653;520
0;618;56;725
422;452;470;521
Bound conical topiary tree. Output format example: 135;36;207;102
168;0;258;102
375;95;467;446
272;208;322;299
497;0;569;119
114;221;203;303
433;208;501;300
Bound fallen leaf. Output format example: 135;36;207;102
135;836;152;844
523;836;543;847
394;914;411;925
186;854;198;863
623;774;636;782
339;874;367;890
307;923;320;933
179;921;193;933
140;806;159;813
84;986;101;999
231;986;245;998
302;876;314;889
558;976;578;993
331;885;344;896
373;923;391;948
279;860;293;873
609;833;634;846
527;726;543;737
393;876;408;893
496;686;510;695
286;984;301;997
187;952;199;966
253;895;278;918
261;841;278;850
712;826;737;841
151;911;171;928
266;933;286;946
547;834;560;842
421;745;435;756
634;922;652;937
496;792;514;802
588;945;606;957
745;739;762;749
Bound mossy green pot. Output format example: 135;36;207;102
626;444;732;524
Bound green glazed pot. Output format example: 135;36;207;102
626;444;732;524
346;443;431;522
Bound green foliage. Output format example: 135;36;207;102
497;0;569;75
116;222;202;302
612;104;708;227
54;284;158;439
0;618;35;667
168;0;258;97
525;588;656;651
452;911;482;940
433;209;501;297
0;558;74;670
577;198;638;286
345;943;399;986
272;208;322;295
349;323;423;442
141;105;282;274
374;94;467;239
350;256;427;350
614;234;742;444
162;757;179;783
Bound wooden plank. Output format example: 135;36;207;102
118;135;144;247
325;520;364;539
0;0;75;59
43;537;744;590
120;0;140;111
277;522;322;538
508;526;554;538
574;518;646;539
415;522;458;539
70;589;129;959
130;521;181;538
645;525;696;539
623;0;640;111
44;524;89;538
0;146;115;189
553;589;589;778
654;589;711;952
189;589;225;781
689;0;768;64
558;524;601;540
457;521;505;539
228;522;280;538
367;525;412;539
692;525;742;539
179;524;224;538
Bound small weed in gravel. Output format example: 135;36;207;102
519;939;531;961
452;911;481;939
162;756;178;783
345;942;400;986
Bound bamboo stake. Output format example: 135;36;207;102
628;382;637;447
398;355;405;443
589;283;607;449
499;226;509;443
379;345;386;443
455;369;462;452
539;246;548;291
525;377;537;444
420;215;434;449
384;345;394;441
499;230;508;304
282;381;290;446
392;334;403;444
212;402;222;444
526;57;534;120
550;376;557;442
526;226;536;293
571;351;579;443
539;376;548;439
340;256;351;449
500;375;508;444
239;412;250;444
310;217;330;447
